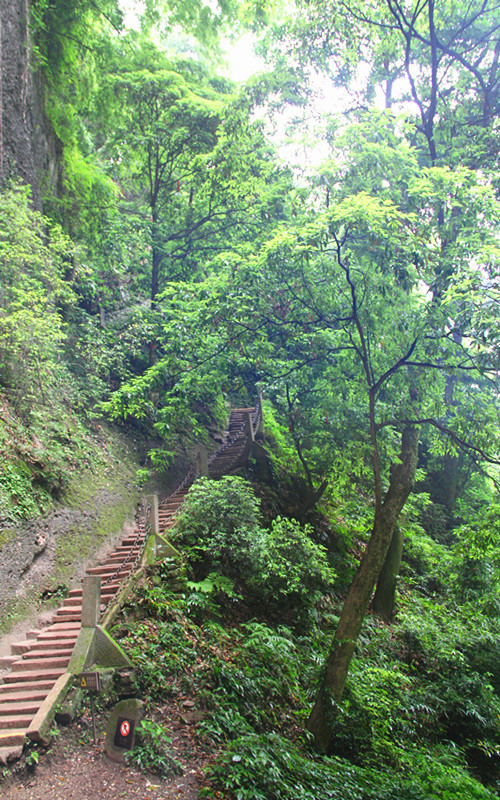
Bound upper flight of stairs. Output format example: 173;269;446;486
0;402;260;764
157;403;261;534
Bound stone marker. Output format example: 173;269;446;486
81;576;101;627
196;444;209;477
104;698;144;764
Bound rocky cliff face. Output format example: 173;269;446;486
0;0;61;210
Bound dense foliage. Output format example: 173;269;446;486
0;0;499;795
171;476;336;620
119;488;500;797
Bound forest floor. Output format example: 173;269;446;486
0;695;212;800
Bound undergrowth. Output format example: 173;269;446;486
115;477;499;799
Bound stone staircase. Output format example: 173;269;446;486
157;404;261;533
0;527;147;763
0;402;261;764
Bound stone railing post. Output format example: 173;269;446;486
81;576;101;628
196;444;209;477
257;390;264;433
145;493;159;535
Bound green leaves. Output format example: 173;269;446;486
126;719;183;778
252;516;336;606
173;477;335;622
0;182;75;405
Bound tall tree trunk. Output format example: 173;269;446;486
151;209;160;305
149;208;160;366
306;425;419;752
372;524;404;621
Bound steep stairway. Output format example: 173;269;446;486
0;525;148;763
157;404;261;533
0;402;260;764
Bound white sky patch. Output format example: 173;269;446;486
222;34;264;83
120;0;144;29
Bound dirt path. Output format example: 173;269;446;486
0;701;209;800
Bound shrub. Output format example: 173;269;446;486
203;732;365;800
204;733;498;800
172;476;262;581
251;516;336;609
173;478;335;620
126;719;183;777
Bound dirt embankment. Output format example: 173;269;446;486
0;427;144;648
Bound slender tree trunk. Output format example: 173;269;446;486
149;207;160;366
151;208;160;305
0;12;3;181
372;524;404;621
306;426;419;752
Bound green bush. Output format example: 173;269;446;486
173;477;335;620
126;719;183;778
202;623;308;735
252;516;336;608
204;732;365;800
172;476;262;581
124;618;199;700
204;733;498;800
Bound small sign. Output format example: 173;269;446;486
79;671;102;692
114;716;135;750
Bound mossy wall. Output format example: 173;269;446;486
0;425;144;634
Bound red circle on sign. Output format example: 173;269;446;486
120;720;131;737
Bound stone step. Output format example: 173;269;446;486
51;613;82;623
44;621;81;632
0;678;56;692
36;630;79;643
6;667;67;682
0;715;32;730
0;744;24;764
28;638;77;650
11;637;76;655
101;555;130;565
68;583;121;598
11;643;31;656
0;689;49;703
0;729;27;747
22;648;73;661
63;594;112;607
50;618;80;627
93;558;123;568
11;656;70;672
211;457;239;465
0;701;41;716
0;656;18;670
54;606;82;617
86;565;132;576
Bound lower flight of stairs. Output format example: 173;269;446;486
0;403;259;764
0;529;145;764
